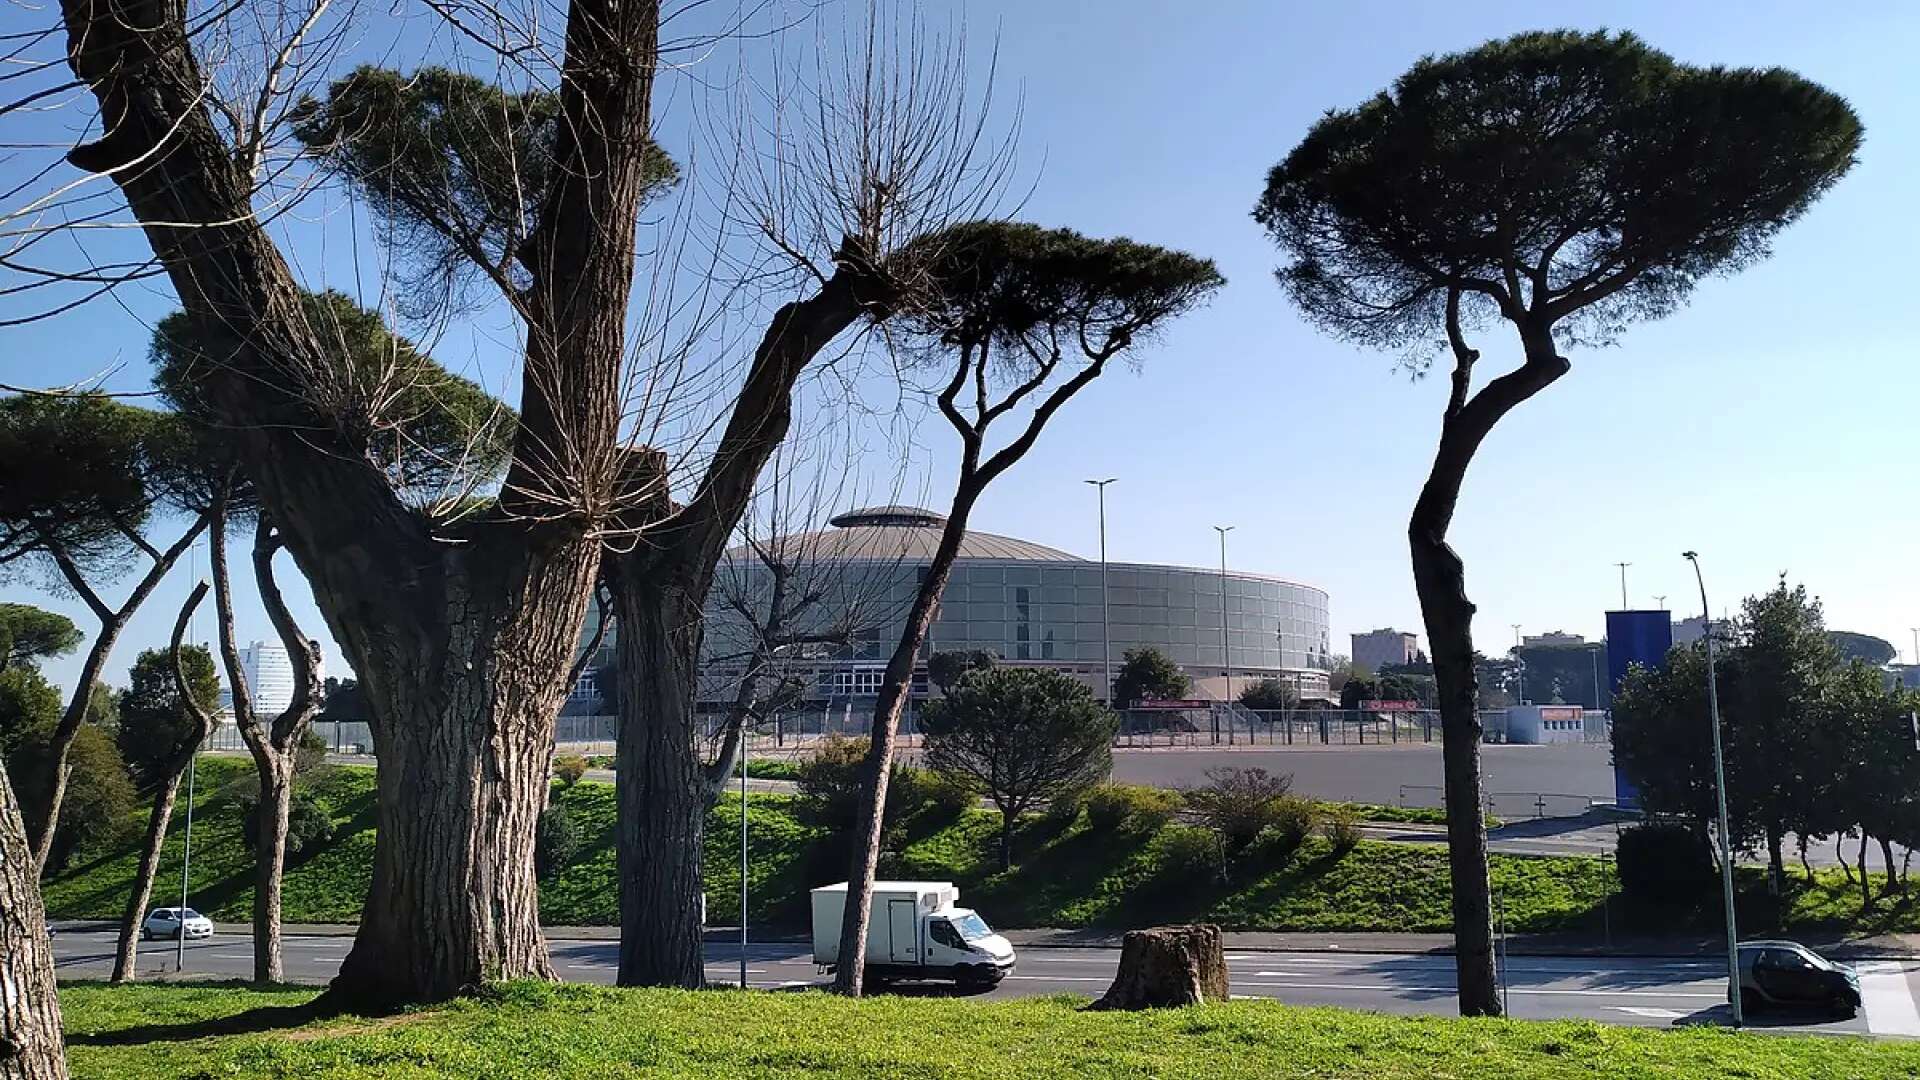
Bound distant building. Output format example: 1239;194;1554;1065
1522;630;1586;648
1352;628;1419;674
1671;616;1708;646
239;640;296;715
1893;665;1920;691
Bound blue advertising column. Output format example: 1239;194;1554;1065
1604;610;1674;810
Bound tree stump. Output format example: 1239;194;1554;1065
1089;924;1229;1009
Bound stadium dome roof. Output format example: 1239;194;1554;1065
735;505;1083;564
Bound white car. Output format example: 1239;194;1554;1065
141;907;213;941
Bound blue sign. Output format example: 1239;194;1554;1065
1604;610;1674;810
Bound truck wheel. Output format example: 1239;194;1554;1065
862;967;892;991
958;965;999;991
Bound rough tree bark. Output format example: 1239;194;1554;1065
837;332;1125;995
110;581;216;983
28;521;206;871
1409;298;1568;1017
608;270;885;989
59;0;661;1004
833;489;979;995
110;773;181;984
214;515;323;984
1090;925;1229;1010
0;765;65;1080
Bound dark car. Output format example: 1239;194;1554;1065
1736;941;1861;1018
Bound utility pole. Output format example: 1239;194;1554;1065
1654;595;1667;611
1684;550;1741;1027
740;726;749;988
1614;562;1632;609
1087;479;1117;705
1910;627;1918;668
1215;526;1235;709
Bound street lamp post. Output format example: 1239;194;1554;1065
1214;526;1235;724
1654;595;1667;611
1087;479;1117;705
1684;550;1742;1027
1511;624;1525;704
1614;562;1632;609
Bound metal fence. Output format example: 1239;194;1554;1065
289;703;1609;759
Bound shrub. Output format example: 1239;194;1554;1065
294;729;329;775
237;788;337;856
1042;788;1086;830
43;725;138;872
1320;803;1362;852
1183;767;1294;851
554;753;589;787
1083;783;1181;832
1617;822;1713;906
792;736;871;827
1157;827;1221;880
892;767;975;822
1255;796;1319;853
535;804;579;881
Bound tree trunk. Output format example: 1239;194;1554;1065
1859;832;1873;911
1767;825;1785;896
1402;314;1567;1019
835;485;980;995
1837;835;1855;884
326;543;592;1006
607;562;707;989
1409;533;1500;1017
1089;925;1229;1010
0;766;65;1079
1880;836;1899;895
1000;808;1015;872
601;276;879;987
1799;836;1813;884
253;762;293;984
28;522;205;871
110;773;182;983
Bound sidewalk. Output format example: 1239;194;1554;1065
59;920;1920;962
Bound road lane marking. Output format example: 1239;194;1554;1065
1614;1006;1685;1019
1860;962;1920;1036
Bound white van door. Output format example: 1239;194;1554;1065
887;899;920;965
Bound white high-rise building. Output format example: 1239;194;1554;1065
239;640;296;715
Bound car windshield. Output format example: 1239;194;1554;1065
953;912;993;941
181;909;203;920
1793;947;1834;971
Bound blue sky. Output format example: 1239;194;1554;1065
5;0;1918;694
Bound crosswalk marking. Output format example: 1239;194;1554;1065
1859;962;1920;1036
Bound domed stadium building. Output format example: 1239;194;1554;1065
571;505;1332;713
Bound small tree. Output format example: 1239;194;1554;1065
1238;679;1296;712
0;667;135;874
0;605;82;675
1112;646;1192;707
928;649;999;695
1184;767;1295;852
109;591;221;983
0;394;210;871
836;222;1223;995
1254;30;1859;1015
922;667;1116;868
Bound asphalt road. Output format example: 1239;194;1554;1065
51;929;1920;1037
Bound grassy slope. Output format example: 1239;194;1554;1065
42;762;1919;936
60;982;1920;1080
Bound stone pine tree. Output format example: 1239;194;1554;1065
0;395;209;871
0;606;81;676
56;0;674;1003
922;667;1116;868
836;222;1223;995
109;602;220;984
1254;29;1860;1015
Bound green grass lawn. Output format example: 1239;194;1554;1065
57;981;1920;1079
42;760;1917;937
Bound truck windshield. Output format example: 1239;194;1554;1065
953;912;993;941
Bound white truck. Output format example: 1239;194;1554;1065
811;881;1016;988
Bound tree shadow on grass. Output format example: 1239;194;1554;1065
65;982;360;1046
